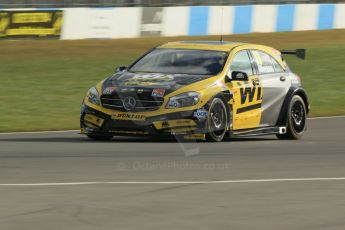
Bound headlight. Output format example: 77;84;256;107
166;92;200;109
87;87;100;105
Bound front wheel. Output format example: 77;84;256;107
277;95;307;140
206;98;228;142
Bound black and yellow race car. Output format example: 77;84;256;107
80;41;309;142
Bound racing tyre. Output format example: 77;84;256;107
206;98;228;142
87;134;113;141
277;95;307;140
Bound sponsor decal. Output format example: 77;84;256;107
137;89;144;93
175;120;195;125
112;113;146;121
271;48;281;59
103;86;116;95
84;114;104;127
184;134;206;140
162;121;169;128
171;127;197;134
88;9;112;39
216;78;226;87
140;7;163;36
109;130;149;135
291;79;300;85
124;81;162;86
193;107;208;121
151;88;165;97
154;119;197;130
232;89;238;96
120;88;128;92
122;74;174;86
291;74;301;85
125;74;174;82
236;81;262;104
0;10;63;38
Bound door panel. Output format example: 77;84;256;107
230;76;262;130
251;50;290;127
226;49;263;130
259;73;289;126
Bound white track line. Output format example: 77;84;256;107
308;115;345;120
0;115;344;135
1;177;345;186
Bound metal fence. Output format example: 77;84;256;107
0;0;344;8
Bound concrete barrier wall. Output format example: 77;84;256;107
181;3;345;36
2;4;345;39
61;7;141;39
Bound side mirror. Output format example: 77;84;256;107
231;71;249;81
115;66;127;73
225;74;232;83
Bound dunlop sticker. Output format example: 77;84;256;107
112;113;146;121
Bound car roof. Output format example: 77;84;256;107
158;41;283;59
158;41;245;52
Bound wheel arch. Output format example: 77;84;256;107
295;89;310;114
209;90;233;128
205;91;232;141
276;87;309;127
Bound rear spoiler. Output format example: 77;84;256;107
280;49;306;60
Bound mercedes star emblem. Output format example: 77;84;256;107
122;96;136;111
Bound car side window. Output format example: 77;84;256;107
270;56;285;73
252;50;275;74
230;50;253;76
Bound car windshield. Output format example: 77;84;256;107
129;48;228;75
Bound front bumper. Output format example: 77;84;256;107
80;103;207;137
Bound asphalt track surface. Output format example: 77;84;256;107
1;117;345;230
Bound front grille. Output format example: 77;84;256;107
101;91;164;112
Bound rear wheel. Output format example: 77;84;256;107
206;98;228;142
87;134;113;141
277;95;307;140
